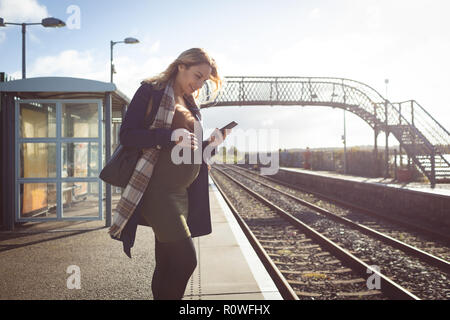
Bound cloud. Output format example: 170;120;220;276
149;40;160;54
261;119;274;127
29;49;107;81
20;44;176;99
308;8;321;20
5;45;170;101
112;53;174;98
366;5;381;30
0;0;49;22
137;37;161;55
0;0;49;46
263;1;450;130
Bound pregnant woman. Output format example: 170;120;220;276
108;48;228;299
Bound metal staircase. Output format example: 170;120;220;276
199;77;450;186
387;101;450;184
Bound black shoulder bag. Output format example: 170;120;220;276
99;93;158;188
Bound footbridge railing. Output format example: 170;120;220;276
199;76;450;186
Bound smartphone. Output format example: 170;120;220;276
220;121;238;134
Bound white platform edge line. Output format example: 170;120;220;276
208;176;283;300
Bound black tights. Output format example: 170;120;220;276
151;236;197;300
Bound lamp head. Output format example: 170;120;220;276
41;17;66;28
124;37;139;44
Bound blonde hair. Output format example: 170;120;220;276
142;48;223;100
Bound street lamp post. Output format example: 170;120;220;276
110;37;139;83
0;17;66;79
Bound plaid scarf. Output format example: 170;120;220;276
109;80;196;238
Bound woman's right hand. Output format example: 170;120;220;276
208;128;230;147
173;128;199;150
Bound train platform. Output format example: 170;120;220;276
271;166;450;235
0;178;282;300
183;177;282;300
280;167;450;197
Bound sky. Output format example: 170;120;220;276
1;0;449;152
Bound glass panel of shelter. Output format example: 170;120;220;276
19;182;57;219
16;100;102;221
19;102;56;138
62;103;98;138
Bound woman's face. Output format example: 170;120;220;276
176;63;212;95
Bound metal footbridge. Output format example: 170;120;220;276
199;76;450;186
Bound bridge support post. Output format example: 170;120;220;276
394;149;398;180
385;131;390;178
373;128;379;177
399;144;403;167
343;110;347;174
384;100;390;179
398;103;403;167
431;148;436;189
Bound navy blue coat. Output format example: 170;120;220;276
113;83;215;257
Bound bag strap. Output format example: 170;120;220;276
144;95;153;122
143;84;160;129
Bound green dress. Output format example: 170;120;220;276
140;145;201;242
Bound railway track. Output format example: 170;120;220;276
210;165;450;300
226;165;450;265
